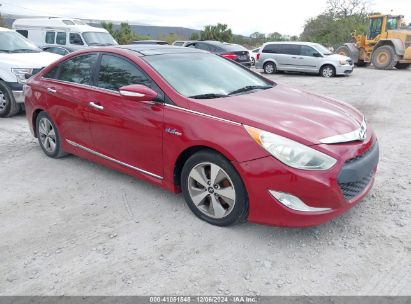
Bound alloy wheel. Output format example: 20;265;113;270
187;162;236;219
0;90;7;112
38;117;57;153
265;63;274;74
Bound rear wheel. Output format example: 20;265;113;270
0;81;21;118
181;150;248;226
395;63;410;70
35;112;67;158
320;65;336;78
263;62;277;74
371;46;397;70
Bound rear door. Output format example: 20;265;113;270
44;53;98;148
276;44;301;71
86;53;164;178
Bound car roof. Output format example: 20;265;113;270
115;44;207;56
263;41;319;47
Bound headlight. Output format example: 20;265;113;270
11;68;33;84
244;125;337;170
339;59;348;65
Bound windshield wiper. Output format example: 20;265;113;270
189;93;228;99
229;85;272;96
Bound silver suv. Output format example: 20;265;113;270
255;42;354;77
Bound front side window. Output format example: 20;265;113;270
56;32;66;45
300;45;318;57
69;33;84;45
58;54;98;84
96;54;151;91
45;31;55;44
144;53;272;98
368;18;383;39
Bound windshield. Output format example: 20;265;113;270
0;31;41;53
82;32;117;46
314;43;333;55
144;53;273;98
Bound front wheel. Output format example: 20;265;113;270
181;150;248;226
371;46;397;70
0;81;21;118
36;112;67;158
320;65;336;77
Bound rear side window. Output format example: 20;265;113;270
45;31;55;44
262;44;279;54
56;32;66;45
69;33;84;45
16;30;28;38
96;54;151;91
173;42;183;46
58;54;98;84
44;66;59;79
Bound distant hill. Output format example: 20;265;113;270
2;14;200;39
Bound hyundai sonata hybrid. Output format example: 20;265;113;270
24;45;379;227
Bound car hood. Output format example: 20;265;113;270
325;53;350;61
188;84;364;146
0;52;62;68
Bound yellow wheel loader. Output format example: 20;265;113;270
336;14;411;70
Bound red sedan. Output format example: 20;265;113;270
24;45;379;227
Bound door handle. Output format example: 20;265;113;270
89;101;104;110
47;87;56;93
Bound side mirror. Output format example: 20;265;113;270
119;84;158;103
313;52;323;57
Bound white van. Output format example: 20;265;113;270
12;17;117;48
0;27;61;117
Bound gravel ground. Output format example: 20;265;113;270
0;67;410;296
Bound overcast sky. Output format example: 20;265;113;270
1;0;410;36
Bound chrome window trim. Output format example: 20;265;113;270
66;139;163;180
164;104;241;126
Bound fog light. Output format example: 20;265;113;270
269;190;331;212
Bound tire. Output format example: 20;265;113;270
35;111;67;158
181;150;248;226
0;80;21;118
371;46;398;70
320;65;336;78
395;63;410;70
263;62;277;74
251;57;255;66
336;45;352;58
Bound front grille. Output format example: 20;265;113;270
338;172;373;200
337;144;377;201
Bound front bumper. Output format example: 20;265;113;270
336;64;354;75
234;137;378;227
6;82;25;103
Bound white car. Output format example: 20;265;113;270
0;27;61;117
249;47;260;65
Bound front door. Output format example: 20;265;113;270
87;53;164;178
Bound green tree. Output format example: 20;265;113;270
159;33;185;44
301;0;370;47
200;23;232;42
101;21;150;44
267;32;286;41
190;32;200;40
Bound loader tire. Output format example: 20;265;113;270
336;45;352;58
371;46;397;70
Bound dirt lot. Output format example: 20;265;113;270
0;67;410;296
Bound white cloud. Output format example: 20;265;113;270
1;0;411;36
